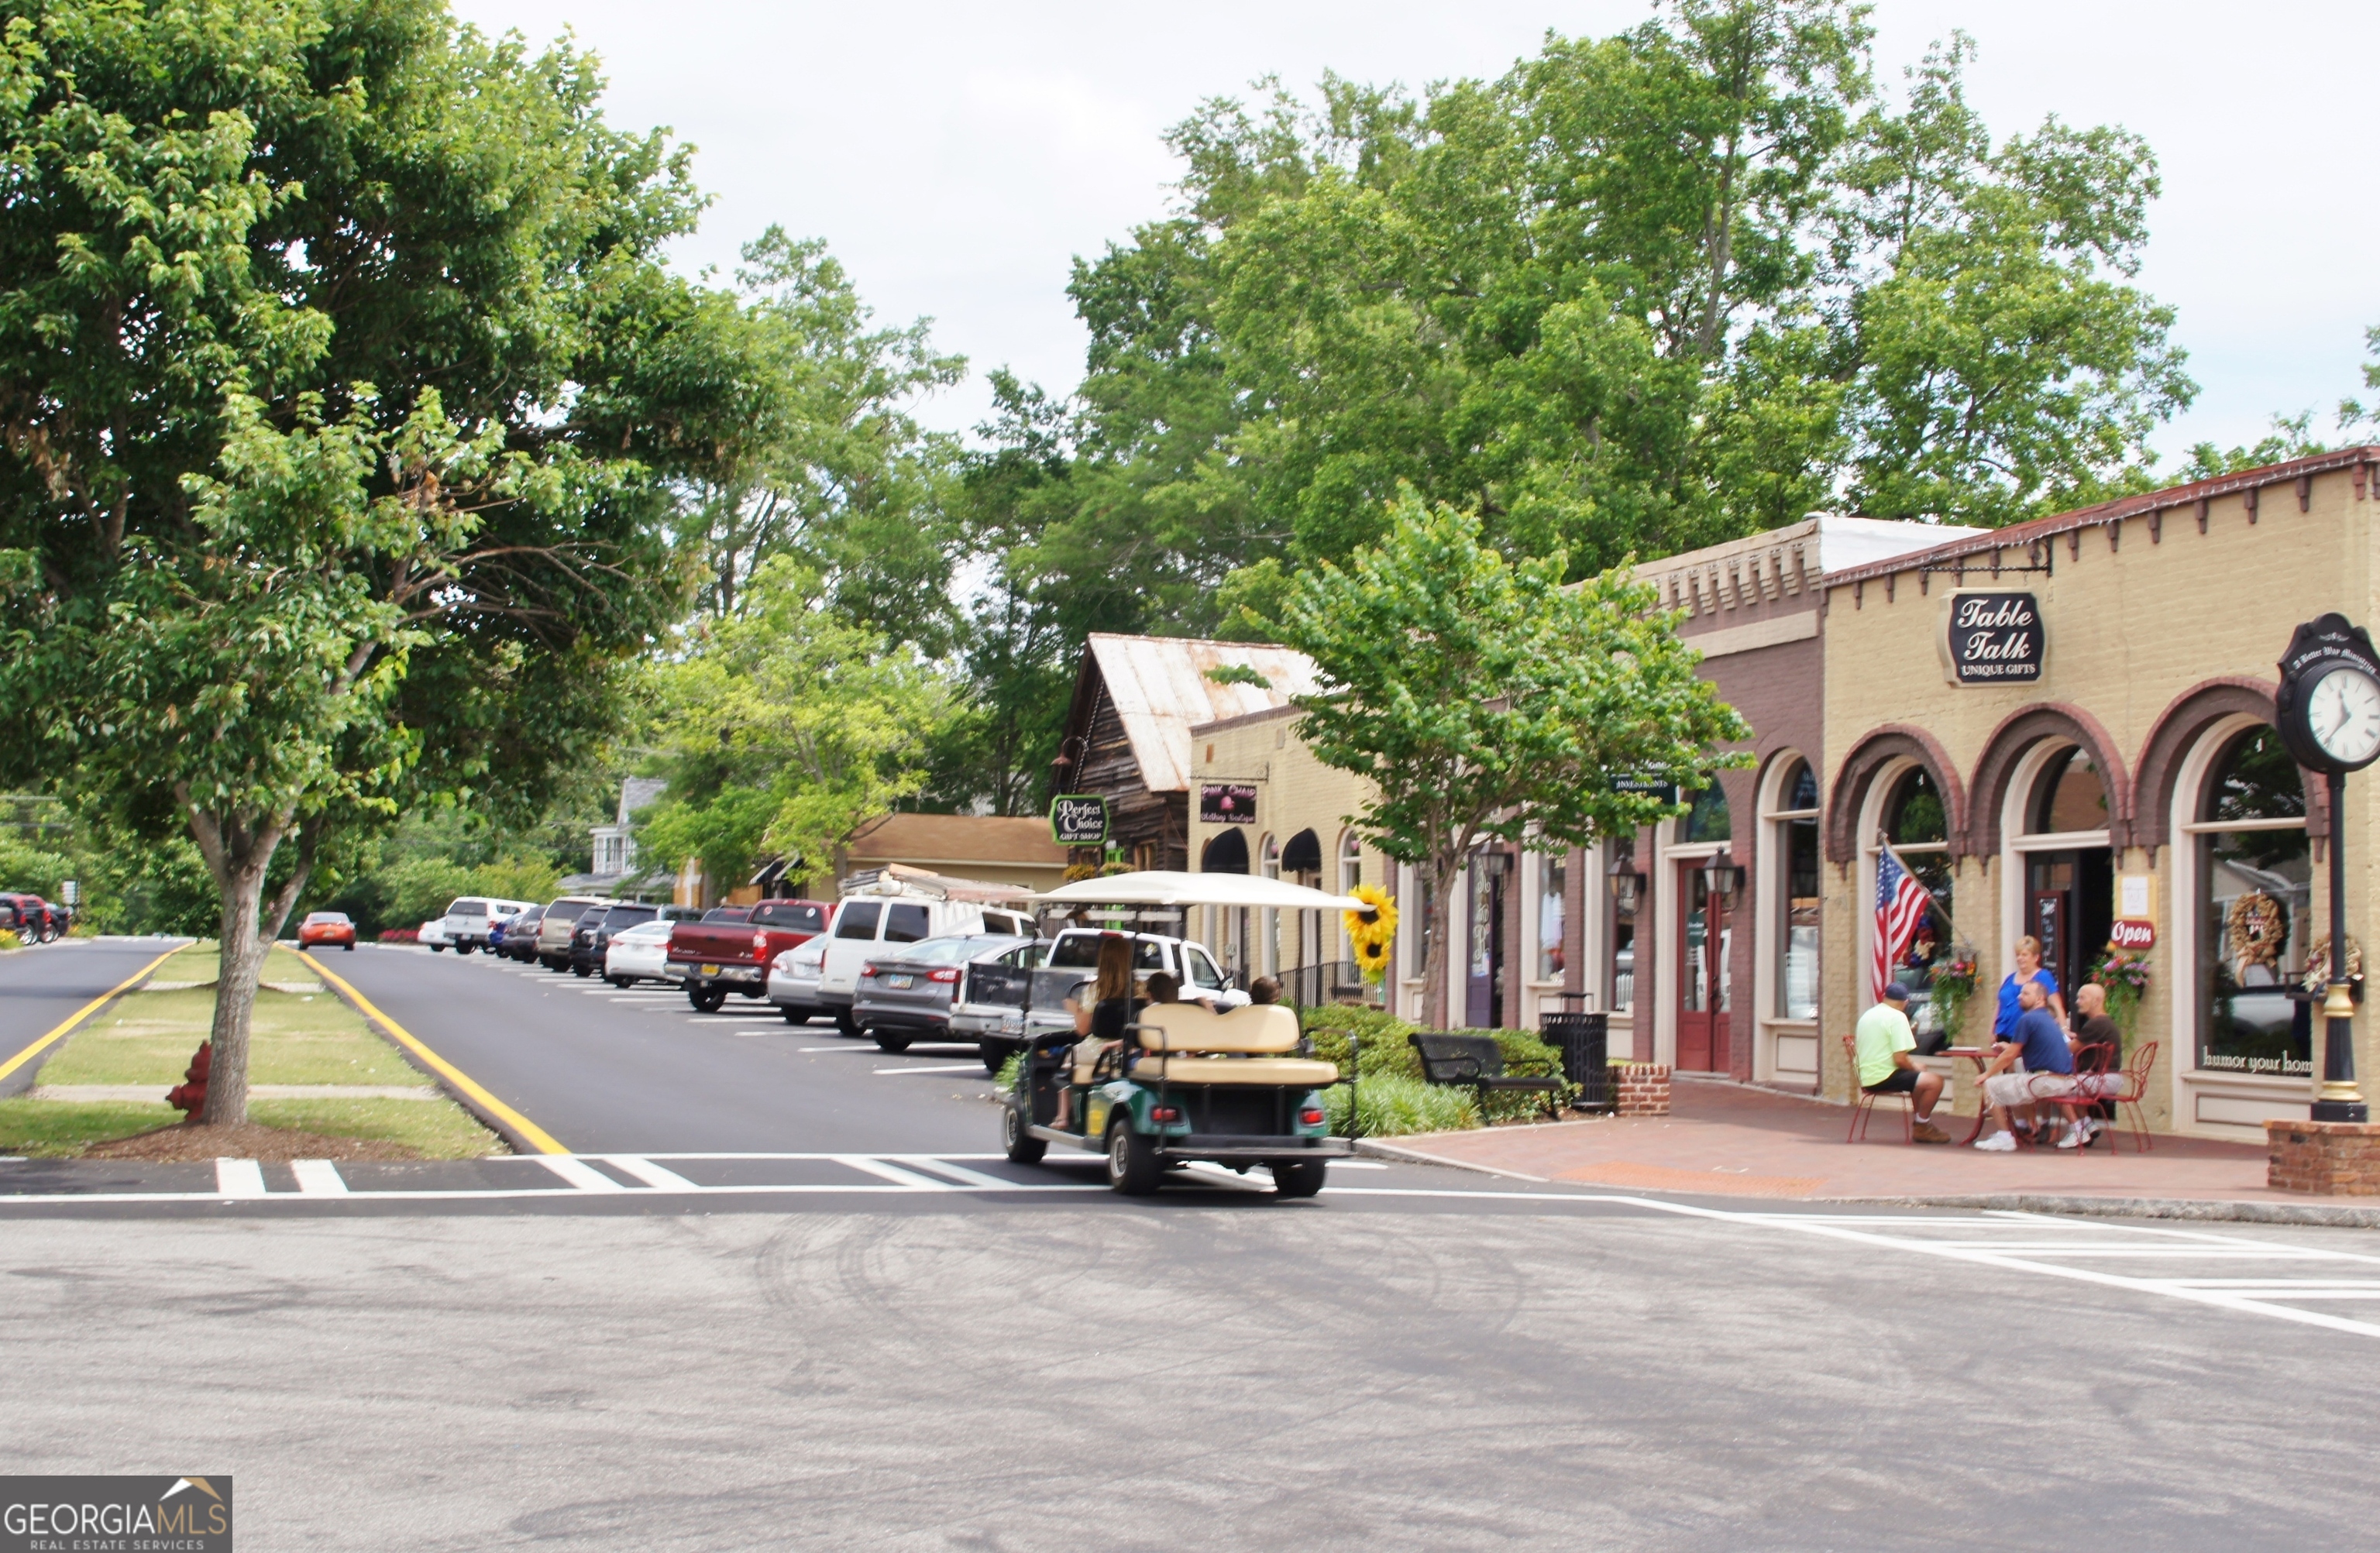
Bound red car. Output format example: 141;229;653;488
298;911;358;950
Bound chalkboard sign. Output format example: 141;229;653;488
1941;592;2045;685
1048;794;1109;847
1200;783;1258;824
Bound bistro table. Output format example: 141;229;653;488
1941;1046;1999;1145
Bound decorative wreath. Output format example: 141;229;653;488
1344;884;1398;983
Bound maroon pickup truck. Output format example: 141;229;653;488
669;898;834;1012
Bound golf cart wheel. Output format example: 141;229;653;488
1271;1159;1326;1199
872;1029;911;1053
689;986;727;1014
1106;1116;1162;1196
1002;1101;1046;1164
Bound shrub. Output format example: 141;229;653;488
1302;1005;1422;1081
0;928;19;950
995;1053;1023;1091
379;928;420;943
1322;1073;1477;1137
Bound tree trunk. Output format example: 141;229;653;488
1421;856;1463;1031
200;861;269;1127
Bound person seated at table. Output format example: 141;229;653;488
2067;981;2124;1139
1856;981;1949;1144
1975;977;2083;1150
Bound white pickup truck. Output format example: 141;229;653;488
1009;928;1247;1044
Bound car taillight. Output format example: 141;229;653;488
928;967;961;983
751;931;768;950
1298;1106;1325;1126
861;963;877;977
1150;1105;1181;1122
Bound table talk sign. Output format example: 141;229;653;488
1938;591;2045;685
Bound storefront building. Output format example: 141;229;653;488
1818;448;2380;1141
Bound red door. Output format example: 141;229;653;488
1677;865;1728;1072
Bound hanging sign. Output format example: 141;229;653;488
1200;783;1258;824
1611;775;1680;803
1048;795;1110;847
1939;592;2045;685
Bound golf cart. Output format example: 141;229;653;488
999;871;1369;1196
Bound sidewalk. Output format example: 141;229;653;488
1357;1076;2380;1225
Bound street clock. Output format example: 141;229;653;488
2277;613;2380;775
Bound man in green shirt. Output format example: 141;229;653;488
1856;983;1948;1143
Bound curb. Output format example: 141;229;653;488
1351;1138;1549;1183
1845;1192;2380;1228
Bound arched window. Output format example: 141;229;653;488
1886;768;1947;845
1258;834;1281;976
2030;747;2110;835
1764;758;1821;1020
1339;830;1363;894
1200;829;1248;874
2192;726;2309;1076
1684;783;1732;843
1281;828;1322;878
1873;766;1953;1032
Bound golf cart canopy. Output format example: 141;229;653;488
1034;870;1367;912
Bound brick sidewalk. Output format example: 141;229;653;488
1371;1074;2309;1206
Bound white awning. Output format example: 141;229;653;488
1034;870;1367;912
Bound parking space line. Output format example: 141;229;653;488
536;1156;624;1192
304;952;571;1155
215;1159;268;1197
872;1062;985;1075
291;1160;349;1196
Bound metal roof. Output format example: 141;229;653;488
1084;634;1322;795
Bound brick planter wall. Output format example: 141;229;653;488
2266;1119;2380;1195
1615;1063;1671;1118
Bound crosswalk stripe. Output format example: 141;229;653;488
831;1156;951;1190
215;1159;268;1197
291;1160;348;1196
536;1156;624;1192
603;1156;700;1191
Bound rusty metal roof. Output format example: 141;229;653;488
1084;634;1321;795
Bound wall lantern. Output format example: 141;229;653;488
1700;847;1745;902
1606;854;1646;913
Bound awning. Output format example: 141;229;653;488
1034;870;1367;912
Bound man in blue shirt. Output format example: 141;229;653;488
1973;977;2087;1150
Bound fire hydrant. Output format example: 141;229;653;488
167;1039;210;1117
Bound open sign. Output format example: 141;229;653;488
2109;919;2156;951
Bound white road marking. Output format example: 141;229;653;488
214;1159;268;1197
290;1160;348;1196
604;1156;700;1191
796;1046;871;1053
872;1062;987;1075
535;1156;624;1192
886;1156;1016;1190
831;1156;954;1190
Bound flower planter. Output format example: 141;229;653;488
1613;1062;1671;1117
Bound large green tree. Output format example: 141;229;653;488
1274;491;1748;1026
0;0;763;1122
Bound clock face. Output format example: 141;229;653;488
2305;665;2380;768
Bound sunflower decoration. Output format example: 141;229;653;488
1343;885;1399;983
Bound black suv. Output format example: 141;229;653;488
571;903;666;977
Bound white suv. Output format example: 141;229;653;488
439;895;537;955
815;889;1030;1034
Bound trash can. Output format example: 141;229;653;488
1541;993;1611;1114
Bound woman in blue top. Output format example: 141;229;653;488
1993;935;2067;1040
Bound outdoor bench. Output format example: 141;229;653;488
1408;1032;1567;1118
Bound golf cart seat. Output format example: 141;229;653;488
1133;1056;1340;1086
1136;1003;1300;1053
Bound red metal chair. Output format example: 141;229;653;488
1843;1034;1914;1143
2045;1042;2116;1156
2099;1041;2158;1154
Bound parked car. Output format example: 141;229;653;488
298;911;357;950
948;938;1051;1071
817;890;1032;1033
571;902;698;977
1018;929;1246;1045
766;936;830;1024
490;902;541;957
671;898;835;1013
534;895;613;970
419;916;454;951
0;895;58;943
439;895;535;955
602;919;679;986
852;934;1036;1054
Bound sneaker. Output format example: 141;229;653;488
1911;1120;1952;1145
2056;1123;2085;1149
1974;1132;2017;1152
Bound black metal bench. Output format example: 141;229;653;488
1408;1032;1566;1118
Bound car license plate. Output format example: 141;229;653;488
884;974;913;990
700;964;721;977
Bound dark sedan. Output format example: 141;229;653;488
852;935;1034;1053
494;904;544;960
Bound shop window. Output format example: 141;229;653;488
1536;854;1567;981
1879;767;1954;1036
2194;727;2310;1077
1609;838;1635;1011
2030;747;2110;835
1338;830;1363;893
1684;783;1732;843
1767;758;1821;1021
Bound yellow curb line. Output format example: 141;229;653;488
304;951;568;1156
0;945;184;1087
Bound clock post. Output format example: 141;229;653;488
2275;614;2380;1123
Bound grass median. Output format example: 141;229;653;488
0;940;505;1160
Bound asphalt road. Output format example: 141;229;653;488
314;940;1010;1154
0;935;185;1096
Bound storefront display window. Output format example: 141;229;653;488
2195;727;2310;1076
1770;760;1821;1019
1609;839;1635;1011
1536;854;1566;981
1883;768;1955;1036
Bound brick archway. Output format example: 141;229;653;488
1826;725;1969;864
2131;678;2327;853
1966;703;2135;854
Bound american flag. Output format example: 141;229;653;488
1872;843;1934;1004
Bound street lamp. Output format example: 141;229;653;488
1699;847;1745;903
1606;853;1644;914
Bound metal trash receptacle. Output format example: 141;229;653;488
1540;993;1611;1113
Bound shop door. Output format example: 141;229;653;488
2027;849;2113;996
1677;865;1728;1071
1465;857;1508;1029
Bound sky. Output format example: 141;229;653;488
453;1;2380;470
